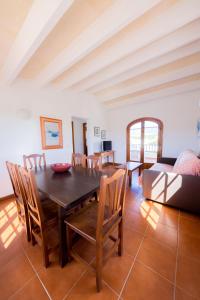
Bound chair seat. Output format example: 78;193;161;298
65;202;120;242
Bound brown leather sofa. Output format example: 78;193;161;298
142;157;200;214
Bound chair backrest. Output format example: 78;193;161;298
6;161;21;198
72;153;86;167
23;153;46;170
96;168;127;238
86;155;102;170
18;166;44;227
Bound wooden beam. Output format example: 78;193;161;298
78;38;200;93
35;0;162;85
2;0;74;83
55;0;200;90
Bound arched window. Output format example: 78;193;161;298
127;118;163;165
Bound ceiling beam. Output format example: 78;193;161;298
56;0;200;90
105;73;200;107
1;0;74;83
95;52;200;101
106;81;200;109
35;0;162;85
77;37;200;93
99;63;200;102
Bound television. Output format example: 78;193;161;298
102;141;112;151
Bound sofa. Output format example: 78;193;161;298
142;151;200;214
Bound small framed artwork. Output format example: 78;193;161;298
40;116;63;149
101;130;106;139
94;126;100;137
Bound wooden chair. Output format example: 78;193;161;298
86;155;102;170
65;168;128;292
6;161;31;241
18;166;58;267
72;153;86;168
23;153;46;170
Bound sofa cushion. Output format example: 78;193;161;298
173;150;200;176
149;163;173;172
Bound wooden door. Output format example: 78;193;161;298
83;123;88;156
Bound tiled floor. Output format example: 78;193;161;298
1;178;200;299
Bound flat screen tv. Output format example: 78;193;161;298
102;141;112;151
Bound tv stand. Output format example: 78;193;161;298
94;151;115;166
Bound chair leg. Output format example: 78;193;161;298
94;191;98;201
15;201;21;220
42;242;50;268
28;216;36;246
96;243;103;292
25;210;31;242
66;225;73;261
118;220;123;256
25;222;31;242
41;230;50;268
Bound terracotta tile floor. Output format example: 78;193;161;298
1;179;200;299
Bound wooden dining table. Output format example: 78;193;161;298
34;166;104;267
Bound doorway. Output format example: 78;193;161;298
127;117;163;169
71;117;88;155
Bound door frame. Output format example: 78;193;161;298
82;122;88;156
71;121;75;153
126;117;163;167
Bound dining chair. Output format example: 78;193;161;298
72;153;86;168
65;168;128;292
23;153;46;170
18;166;59;267
86;155;102;170
6;161;31;241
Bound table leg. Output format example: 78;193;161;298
138;166;142;176
128;171;132;186
58;206;68;267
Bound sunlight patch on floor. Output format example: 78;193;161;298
0;201;22;249
140;200;162;230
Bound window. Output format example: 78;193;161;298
127;118;163;164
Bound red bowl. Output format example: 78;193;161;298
51;163;72;173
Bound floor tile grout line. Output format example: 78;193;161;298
143;235;178;252
117;224;150;300
62;244;126;299
177;252;200;264
125;228;178;256
62;255;96;300
103;280;120;298
124;223;148;236
62;269;88;300
125;209;179;231
136;259;175;285
173;210;180;300
8;275;35;300
176;284;198;299
22;248;52;300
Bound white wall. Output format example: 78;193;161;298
106;90;200;163
0;81;107;197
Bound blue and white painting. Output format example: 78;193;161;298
45;121;60;146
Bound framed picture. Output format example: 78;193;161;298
101;130;106;139
40;116;63;150
94;126;100;137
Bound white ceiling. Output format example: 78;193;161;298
1;0;200;108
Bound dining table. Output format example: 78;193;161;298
34;166;105;267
